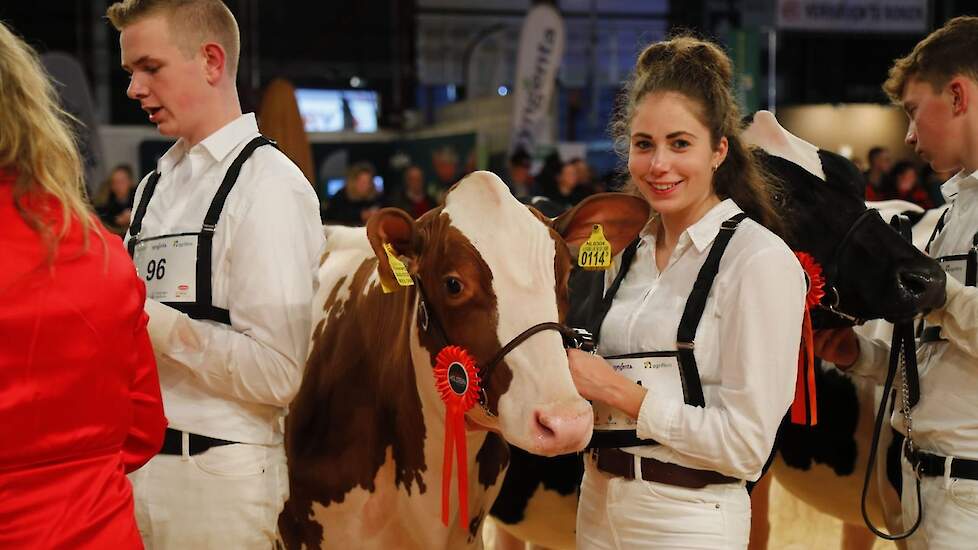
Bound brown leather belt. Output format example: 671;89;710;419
593;447;738;489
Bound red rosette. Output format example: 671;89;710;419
795;252;826;310
792;252;823;427
433;346;481;412
432;345;482;530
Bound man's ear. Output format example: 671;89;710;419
949;77;970;116
201;42;227;85
553;193;650;257
366;208;421;290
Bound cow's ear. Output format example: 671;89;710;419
366;208;420;290
553;193;650;256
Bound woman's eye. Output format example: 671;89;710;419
673;139;690;149
445;277;463;296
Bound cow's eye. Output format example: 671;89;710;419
445;276;463;295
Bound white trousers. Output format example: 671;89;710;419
128;438;288;550
576;455;750;549
901;454;978;550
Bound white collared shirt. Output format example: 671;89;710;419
124;113;325;445
853;168;978;459
599;199;806;481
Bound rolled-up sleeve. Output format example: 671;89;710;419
636;247;806;479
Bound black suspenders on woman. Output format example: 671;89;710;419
127;136;275;326
585;213;748;448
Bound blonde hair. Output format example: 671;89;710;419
107;0;240;76
883;16;978;103
612;34;787;238
0;20;100;256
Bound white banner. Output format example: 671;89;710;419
509;4;565;155
777;0;928;33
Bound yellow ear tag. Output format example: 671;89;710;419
382;242;415;293
578;224;612;271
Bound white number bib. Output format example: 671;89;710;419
133;234;198;302
938;255;970;285
593;353;685;430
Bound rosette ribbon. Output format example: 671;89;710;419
433;345;481;529
793;252;825;426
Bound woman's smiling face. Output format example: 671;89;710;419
627;91;727;229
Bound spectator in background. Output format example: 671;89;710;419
388;164;435;219
324;161;382;226
507;147;535;199
881;160;934;209
920;165;951;207
538;154;592;210
95;164;137;234
569;156;595;191
864;146;893;200
0;19;166;549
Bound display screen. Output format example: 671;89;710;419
295;88;379;133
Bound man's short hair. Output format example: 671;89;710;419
509;147;531;168
107;0;240;77
883;16;978;103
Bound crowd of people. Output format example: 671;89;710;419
3;1;978;549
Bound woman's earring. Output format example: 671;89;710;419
711;163;719;172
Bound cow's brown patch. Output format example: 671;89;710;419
411;213;512;415
280;256;428;549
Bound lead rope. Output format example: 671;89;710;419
860;214;922;541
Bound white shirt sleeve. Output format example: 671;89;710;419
635;246;806;479
144;175;323;407
923;276;978;360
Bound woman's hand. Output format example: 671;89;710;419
813;328;860;369
568;349;647;419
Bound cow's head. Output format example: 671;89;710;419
366;171;649;456
745;110;945;327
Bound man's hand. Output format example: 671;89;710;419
813;328;860;369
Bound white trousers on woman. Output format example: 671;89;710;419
901;454;978;550
576;454;750;550
128;439;289;549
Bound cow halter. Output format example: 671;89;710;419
414;277;587;417
809;207;880;326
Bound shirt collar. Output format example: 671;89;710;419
942;168;978;201
639;198;744;253
685;199;745;253
156;113;259;174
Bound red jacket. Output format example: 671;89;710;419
0;172;167;549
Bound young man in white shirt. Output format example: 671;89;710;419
108;1;324;547
816;16;978;550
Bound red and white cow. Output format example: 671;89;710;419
277;171;650;549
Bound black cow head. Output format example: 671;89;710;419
754;139;945;328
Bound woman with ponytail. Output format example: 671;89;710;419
566;35;805;548
0;20;166;548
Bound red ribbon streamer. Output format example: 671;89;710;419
433;346;481;529
792;252;825;426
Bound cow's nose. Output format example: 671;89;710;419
530;400;593;456
896;263;946;310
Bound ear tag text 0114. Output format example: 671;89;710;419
578;224;612;271
381;242;415;293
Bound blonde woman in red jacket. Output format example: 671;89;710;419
0;20;167;549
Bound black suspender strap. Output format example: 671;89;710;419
588;238;640;343
126;135;275;325
967;230;978;288
923;207;949;255
193;136;274;324
127;171;162;257
675;213;748;408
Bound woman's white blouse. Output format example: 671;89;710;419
599;199;806;481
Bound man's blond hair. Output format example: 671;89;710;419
883;16;978;103
107;0;240;77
